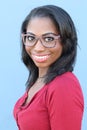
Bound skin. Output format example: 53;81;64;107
23;17;63;104
25;17;63;78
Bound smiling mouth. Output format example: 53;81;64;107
32;55;50;62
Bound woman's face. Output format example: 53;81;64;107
24;17;63;69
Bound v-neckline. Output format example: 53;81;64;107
21;84;48;109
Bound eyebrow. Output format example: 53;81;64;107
26;32;58;36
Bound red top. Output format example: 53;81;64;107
13;72;84;130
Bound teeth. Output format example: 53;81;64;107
32;55;49;62
35;55;48;59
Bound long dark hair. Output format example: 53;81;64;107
21;5;78;89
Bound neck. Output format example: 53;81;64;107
38;75;46;78
38;67;48;78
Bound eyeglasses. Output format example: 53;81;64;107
22;32;60;48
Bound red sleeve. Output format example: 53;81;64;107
46;75;84;130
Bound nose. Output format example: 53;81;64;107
34;39;45;51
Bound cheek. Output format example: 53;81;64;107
58;47;63;57
48;46;62;66
53;44;63;59
25;46;31;56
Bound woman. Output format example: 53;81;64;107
13;5;84;130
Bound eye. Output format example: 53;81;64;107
44;37;54;42
26;35;35;41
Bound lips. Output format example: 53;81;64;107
32;54;50;62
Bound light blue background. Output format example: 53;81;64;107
0;0;87;130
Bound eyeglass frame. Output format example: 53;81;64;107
22;32;60;48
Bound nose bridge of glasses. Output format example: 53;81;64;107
35;36;43;45
33;36;45;50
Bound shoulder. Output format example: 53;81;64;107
48;71;81;92
46;72;84;109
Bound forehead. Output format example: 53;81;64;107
26;17;58;35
